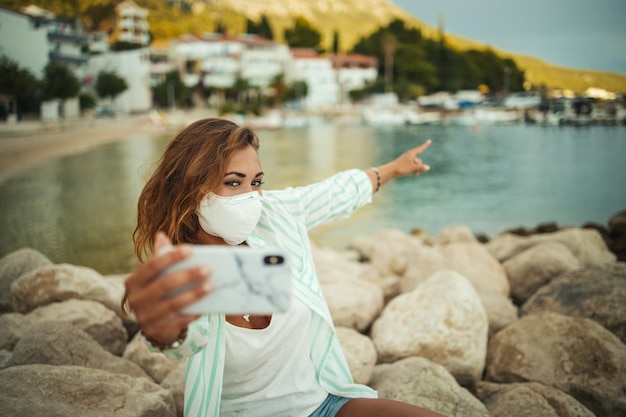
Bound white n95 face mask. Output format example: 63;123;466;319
196;191;263;245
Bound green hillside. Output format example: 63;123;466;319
3;0;625;93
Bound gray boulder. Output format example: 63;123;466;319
370;356;489;417
503;241;581;304
0;248;52;312
10;263;124;315
486;312;626;417
161;362;186;417
123;332;183;383
8;320;148;380
521;263;626;343
0;364;175;417
476;381;595;417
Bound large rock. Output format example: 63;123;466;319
313;244;396;311
8;320;148;380
521;263;626;343
476;381;595;417
0;299;127;355
503;241;581;305
0;313;27;351
123;332;183;383
402;241;516;335
372;270;488;384
402;242;510;296
348;228;428;276
370;356;489;417
0;364;175;416
486;312;626;417
161;362;186;417
487;228;616;266
0;248;52;313
10;263;125;316
27;299;128;355
608;210;626;261
322;280;383;331
336;326;377;385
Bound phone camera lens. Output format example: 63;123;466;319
264;255;284;265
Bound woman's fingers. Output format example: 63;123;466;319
131;265;213;323
412;139;432;156
135;269;213;325
125;244;193;290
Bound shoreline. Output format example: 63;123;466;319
0;110;209;181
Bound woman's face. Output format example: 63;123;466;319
215;145;264;197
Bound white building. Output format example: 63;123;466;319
169;33;290;91
87;48;152;113
111;0;149;46
0;6;88;79
288;49;340;110
332;53;378;96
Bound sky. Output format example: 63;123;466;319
392;0;626;75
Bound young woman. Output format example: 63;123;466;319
123;118;444;417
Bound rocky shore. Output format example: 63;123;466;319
0;212;625;417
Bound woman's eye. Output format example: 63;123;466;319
225;180;241;187
252;180;265;187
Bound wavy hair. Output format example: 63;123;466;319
134;118;260;261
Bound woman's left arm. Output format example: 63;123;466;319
366;139;431;193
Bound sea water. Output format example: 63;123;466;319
1;123;625;274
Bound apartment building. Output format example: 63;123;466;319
0;6;88;78
110;0;150;46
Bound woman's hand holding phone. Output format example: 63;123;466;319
124;232;214;347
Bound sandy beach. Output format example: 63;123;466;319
0;110;209;180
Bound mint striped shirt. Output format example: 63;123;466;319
159;169;378;417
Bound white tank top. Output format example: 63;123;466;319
220;296;328;416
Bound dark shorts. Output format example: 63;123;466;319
309;394;352;417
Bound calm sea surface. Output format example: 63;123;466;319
1;123;625;274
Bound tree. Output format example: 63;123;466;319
284;17;322;50
332;30;340;54
153;71;189;108
381;33;397;92
41;62;80;101
0;56;40;117
258;15;274;40
95;70;128;100
246;15;273;39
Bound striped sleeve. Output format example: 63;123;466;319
268;169;373;230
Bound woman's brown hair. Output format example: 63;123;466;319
134;118;260;261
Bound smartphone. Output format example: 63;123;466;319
159;245;291;315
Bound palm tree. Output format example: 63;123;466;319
381;33;397;93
